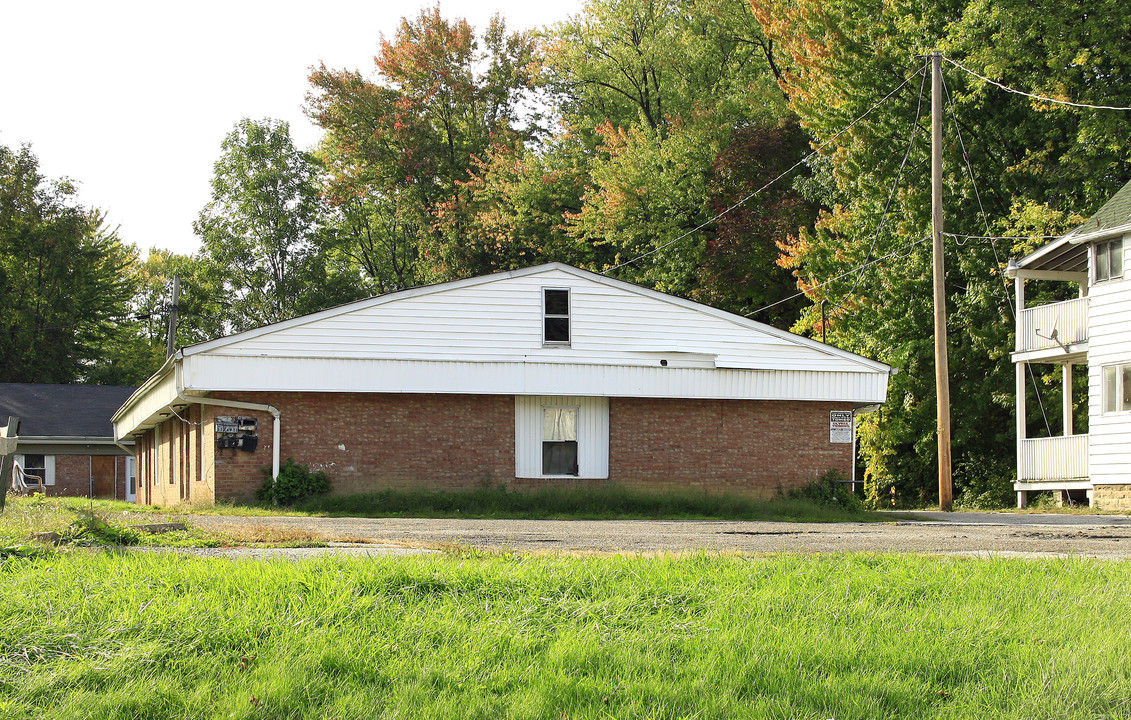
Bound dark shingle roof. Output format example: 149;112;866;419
1076;178;1131;236
0;384;136;438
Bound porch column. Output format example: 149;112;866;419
1062;364;1073;436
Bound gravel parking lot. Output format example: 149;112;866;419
187;511;1131;559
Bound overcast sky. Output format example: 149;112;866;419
1;0;582;257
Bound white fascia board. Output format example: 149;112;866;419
111;355;178;424
18;436;124;445
1010;345;1088;364
182;354;891;404
112;365;179;439
1066;222;1131;245
179;262;890;375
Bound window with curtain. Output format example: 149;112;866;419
542;407;578;475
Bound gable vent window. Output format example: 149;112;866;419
1094;238;1123;283
543;288;571;345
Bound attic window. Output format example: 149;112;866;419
543;288;570;345
1094;238;1123;283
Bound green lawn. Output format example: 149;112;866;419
1;552;1128;719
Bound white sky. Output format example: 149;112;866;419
0;0;582;257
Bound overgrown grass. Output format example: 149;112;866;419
0;496;326;549
0;552;1129;719
292;484;898;522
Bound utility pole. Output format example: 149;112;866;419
931;51;953;511
165;275;181;360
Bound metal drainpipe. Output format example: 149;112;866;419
173;361;281;480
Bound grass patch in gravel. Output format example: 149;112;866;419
0;552;1129;719
0;496;326;550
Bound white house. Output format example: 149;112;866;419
112;263;892;506
1006;178;1131;508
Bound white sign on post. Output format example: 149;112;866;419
829;411;853;444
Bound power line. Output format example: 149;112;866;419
944;233;1063;241
942;72;1054;436
601;62;929;276
847;56;930;299
943;56;1131;111
745;234;932;318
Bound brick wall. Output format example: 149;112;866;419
209;392;516;502
607;398;853;498
1092;484;1131;511
139;392;855;505
33;453;128;499
51;454;91;497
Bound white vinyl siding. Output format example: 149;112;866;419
1087;258;1131;486
515;396;609;479
204;268;880;374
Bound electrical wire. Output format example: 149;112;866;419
943;72;1054;436
943;56;1131;111
847;56;930;299
745;234;932;318
600;61;929;276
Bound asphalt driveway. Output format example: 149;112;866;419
188;511;1131;559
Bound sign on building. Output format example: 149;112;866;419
829;411;853;444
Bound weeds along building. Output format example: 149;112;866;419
112;263;892;506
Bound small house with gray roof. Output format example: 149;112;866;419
0;383;137;500
1006;178;1131;508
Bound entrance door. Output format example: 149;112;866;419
91;456;116;498
125;456;136;503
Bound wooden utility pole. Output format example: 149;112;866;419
165;275;181;360
931;51;954;511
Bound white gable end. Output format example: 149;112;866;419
193;266;877;374
161;264;890;408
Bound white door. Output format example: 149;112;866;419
125;456;137;503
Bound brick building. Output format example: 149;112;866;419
0;384;137;499
112;263;892;506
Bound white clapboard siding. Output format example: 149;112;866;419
195;266;881;374
1085;247;1131;486
514;396;609;479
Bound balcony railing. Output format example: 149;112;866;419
1018;435;1089;481
1016;296;1088;353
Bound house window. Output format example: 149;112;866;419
1102;364;1131;414
543;288;570;345
1094;238;1123;283
542;407;579;475
16;454;55;487
515;396;608;480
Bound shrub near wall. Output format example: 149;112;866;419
257;459;331;505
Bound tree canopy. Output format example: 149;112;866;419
0;144;136;384
6;0;1128;506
